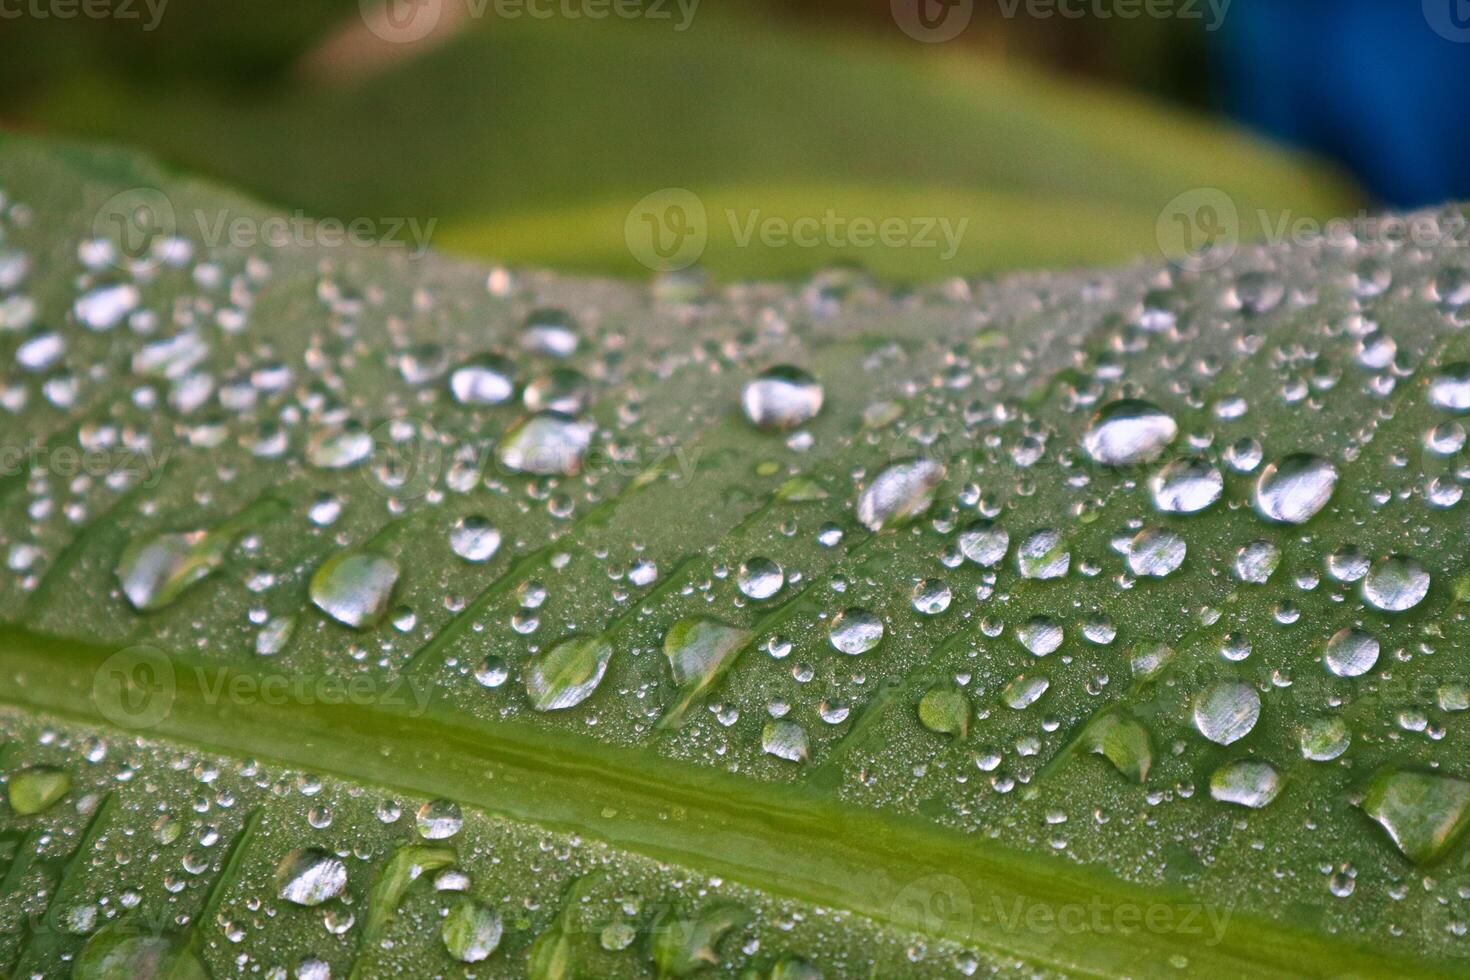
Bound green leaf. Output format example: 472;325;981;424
0;135;1466;978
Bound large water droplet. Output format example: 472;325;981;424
443;900;503;963
1324;627;1380;678
309;551;400;629
659;618;752;729
828;608;883;654
1361;769;1470;866
1149;457;1223;514
856;458;945;531
276;849;347;906
1210;760;1281;808
1254;454;1337;524
450;353;517;405
1428;363;1470;413
1193;681;1260;745
1082;400;1177;467
1016;528;1069;580
1362;555;1431;612
741;365;823;431
1299;716;1351;761
116;530;228;612
762;719;809;762
525;636;613;711
957;520;1008;567
737;557;784;600
498;413;592;476
1127;527;1186;578
450;516;501;563
7;765;70;815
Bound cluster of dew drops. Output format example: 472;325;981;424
7;179;1470;948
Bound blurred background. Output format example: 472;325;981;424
1;0;1466;281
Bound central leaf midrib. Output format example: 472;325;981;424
0;626;1447;979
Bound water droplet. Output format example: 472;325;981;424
521;307;579;357
1001;674;1049;710
1078;710;1152;782
1149;457;1223;514
309;551;400;629
1300;716;1351;761
1324;627;1380;678
1127;527;1186;578
762;719;809;762
116;530;228;611
1362;555;1431;612
1016;616;1063;656
74;282;139;331
659;618;752;729
911;578;952;615
1429;363;1470;413
1362;769;1470;866
450;516;501;563
828;608;883;655
306;423;373;469
1193;681;1260;745
276;848;347;906
450;353;516;405
524;367;591;415
1082;399;1177;467
1210;760;1281;808
741;365;823;431
474;656;509;688
416;799;464;840
498;413;592;476
918;686;970;737
1254;454;1338;524
856;458;945;531
1016;528;1069;580
525;636;613;711
7;765;70;815
958;520;1008;567
443;900;503;963
737;557;784;600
